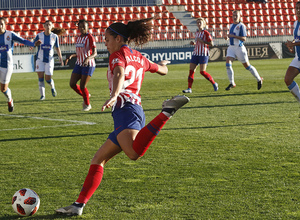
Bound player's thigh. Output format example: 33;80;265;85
236;46;249;63
285;65;300;85
91;139;122;166
117;128;140;160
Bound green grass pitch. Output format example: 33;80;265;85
1;58;300;219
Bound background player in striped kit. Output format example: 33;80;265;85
65;19;97;111
33;20;64;100
224;10;263;91
0;17;40;112
285;1;300;109
56;18;189;216
182;17;218;93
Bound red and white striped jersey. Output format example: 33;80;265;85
75;33;96;67
107;45;159;111
193;30;212;56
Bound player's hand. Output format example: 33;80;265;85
101;97;117;111
158;60;171;66
34;40;42;47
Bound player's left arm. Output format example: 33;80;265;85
54;36;64;66
12;33;35;47
83;35;97;66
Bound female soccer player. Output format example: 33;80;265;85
33;20;64;100
284;1;300;108
182;17;218;93
224;10;263;91
56;18;190;216
0;17;40;112
65;19;97;111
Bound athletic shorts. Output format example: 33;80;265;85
190;55;209;65
289;57;300;71
108;102;145;148
35;59;54;75
226;45;249;63
0;65;13;84
73;64;95;76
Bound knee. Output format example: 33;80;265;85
69;82;75;88
128;154;140;161
284;76;293;86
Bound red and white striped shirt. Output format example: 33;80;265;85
107;45;158;111
75;33;96;67
193;30;212;56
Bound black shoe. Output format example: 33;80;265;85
8;99;14;112
225;84;236;91
258;78;263;90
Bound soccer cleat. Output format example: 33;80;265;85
82;103;92;111
51;88;57;97
213;82;219;91
225;83;236;91
40;96;45;101
8;99;14;112
257;78;263;90
182;88;192;93
162;95;190;116
55;203;84;216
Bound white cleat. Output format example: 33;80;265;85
82;103;92;111
162;95;190;116
182;88;192;93
55;203;83;216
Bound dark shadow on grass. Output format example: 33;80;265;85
0;132;109;142
189;89;290;99
163;121;285;131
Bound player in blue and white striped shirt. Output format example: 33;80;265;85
285;1;300;109
0;17;39;112
33;20;64;100
224;10;263;91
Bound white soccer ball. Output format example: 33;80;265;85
12;188;40;216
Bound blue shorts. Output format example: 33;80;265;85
190;55;209;65
72;64;95;76
108;102;145;147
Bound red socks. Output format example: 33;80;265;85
71;85;90;105
200;71;215;84
133;112;169;157
76;164;103;204
188;70;194;89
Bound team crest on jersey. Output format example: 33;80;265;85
112;58;120;65
6;36;10;41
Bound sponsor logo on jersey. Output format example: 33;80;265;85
76;43;85;48
0;45;8;52
41;44;51;50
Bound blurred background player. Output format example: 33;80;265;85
56;18;189;216
224;10;263;91
182;17;218;93
65;19;97;111
33;20;64;100
285;1;300;108
0;17;39;112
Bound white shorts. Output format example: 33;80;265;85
289;57;300;70
0;64;13;84
226;45;249;63
35;59;54;75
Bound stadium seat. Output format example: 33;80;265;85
95;7;104;14
2;10;11;18
57;8;65;16
132;6;141;14
95;14;102;21
18;10;26;17
103;7;111;14
21;24;29;32
87;15;95;22
132;13;140;20
88;8;96;14
140;6;148;13
49;9;58;16
37;23;44;31
16;17;24;24
29;23;38;31
81;8;89;15
63;15;71;23
24;17;32;24
73;8;80;15
42;9;50;16
65;8;73;15
111;7;118;14
7;17;16;25
56;16;63;23
10;10;19;17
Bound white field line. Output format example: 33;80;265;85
0;114;96;131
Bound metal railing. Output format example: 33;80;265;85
12;26;293;55
0;0;157;10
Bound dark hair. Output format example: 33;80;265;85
78;19;89;27
0;17;6;23
44;20;66;36
107;18;153;46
